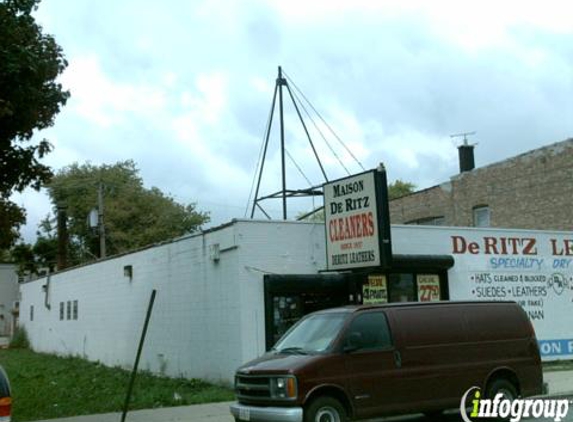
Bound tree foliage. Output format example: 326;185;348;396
10;213;88;275
45;160;209;261
298;179;416;222
388;179;416;200
0;0;70;248
0;199;26;249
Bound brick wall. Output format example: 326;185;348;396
389;138;573;230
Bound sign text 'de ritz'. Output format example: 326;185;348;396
324;168;391;270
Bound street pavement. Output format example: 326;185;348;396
29;370;573;422
30;401;233;422
30;398;573;422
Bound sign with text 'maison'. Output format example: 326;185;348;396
324;168;392;271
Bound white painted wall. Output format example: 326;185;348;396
0;264;19;337
234;220;326;364
19;220;326;383
19;220;573;383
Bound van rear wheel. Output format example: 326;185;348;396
305;396;347;422
486;378;518;401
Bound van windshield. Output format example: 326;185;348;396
273;313;347;354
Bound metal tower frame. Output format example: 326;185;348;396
250;66;328;220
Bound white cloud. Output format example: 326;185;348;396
13;0;572;238
60;55;168;127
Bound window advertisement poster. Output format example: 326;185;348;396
363;275;388;304
417;274;441;302
323;167;392;271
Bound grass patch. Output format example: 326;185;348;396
0;349;234;421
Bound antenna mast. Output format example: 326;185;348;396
249;66;328;220
450;131;477;145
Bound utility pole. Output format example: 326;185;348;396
98;182;106;258
56;205;68;270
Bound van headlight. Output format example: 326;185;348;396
270;376;297;399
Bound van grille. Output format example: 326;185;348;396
235;375;271;400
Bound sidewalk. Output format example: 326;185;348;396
31;401;234;422
544;369;573;396
30;370;573;422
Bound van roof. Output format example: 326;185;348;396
315;300;517;314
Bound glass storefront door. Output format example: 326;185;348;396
264;273;357;349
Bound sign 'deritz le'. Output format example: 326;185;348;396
323;166;392;271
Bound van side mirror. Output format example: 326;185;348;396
343;332;362;353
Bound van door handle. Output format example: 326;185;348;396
394;350;402;368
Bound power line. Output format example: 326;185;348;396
289;84;351;175
285;148;313;186
284;70;366;171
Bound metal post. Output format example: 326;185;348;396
98;182;106;258
120;289;157;422
278;66;287;220
285;83;328;182
251;83;279;218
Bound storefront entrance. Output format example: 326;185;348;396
263;254;454;350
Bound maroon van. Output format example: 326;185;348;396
230;301;543;422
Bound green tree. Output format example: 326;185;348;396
46;160;209;260
10;215;61;275
296;208;325;222
0;0;70;248
298;179;416;221
388;179;415;200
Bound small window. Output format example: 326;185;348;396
30;305;34;321
406;216;445;226
388;273;416;302
345;312;392;350
66;301;71;320
473;206;490;227
59;302;64;320
73;300;78;320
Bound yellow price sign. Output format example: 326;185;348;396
363;275;388;304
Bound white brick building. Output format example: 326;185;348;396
19;219;573;383
19;220;325;383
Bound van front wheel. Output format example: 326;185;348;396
305;396;347;422
486;378;518;401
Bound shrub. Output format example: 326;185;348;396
10;326;30;349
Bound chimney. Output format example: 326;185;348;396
458;141;475;173
57;206;68;270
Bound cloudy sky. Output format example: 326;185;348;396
13;0;573;241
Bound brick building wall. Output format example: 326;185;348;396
389;138;573;230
